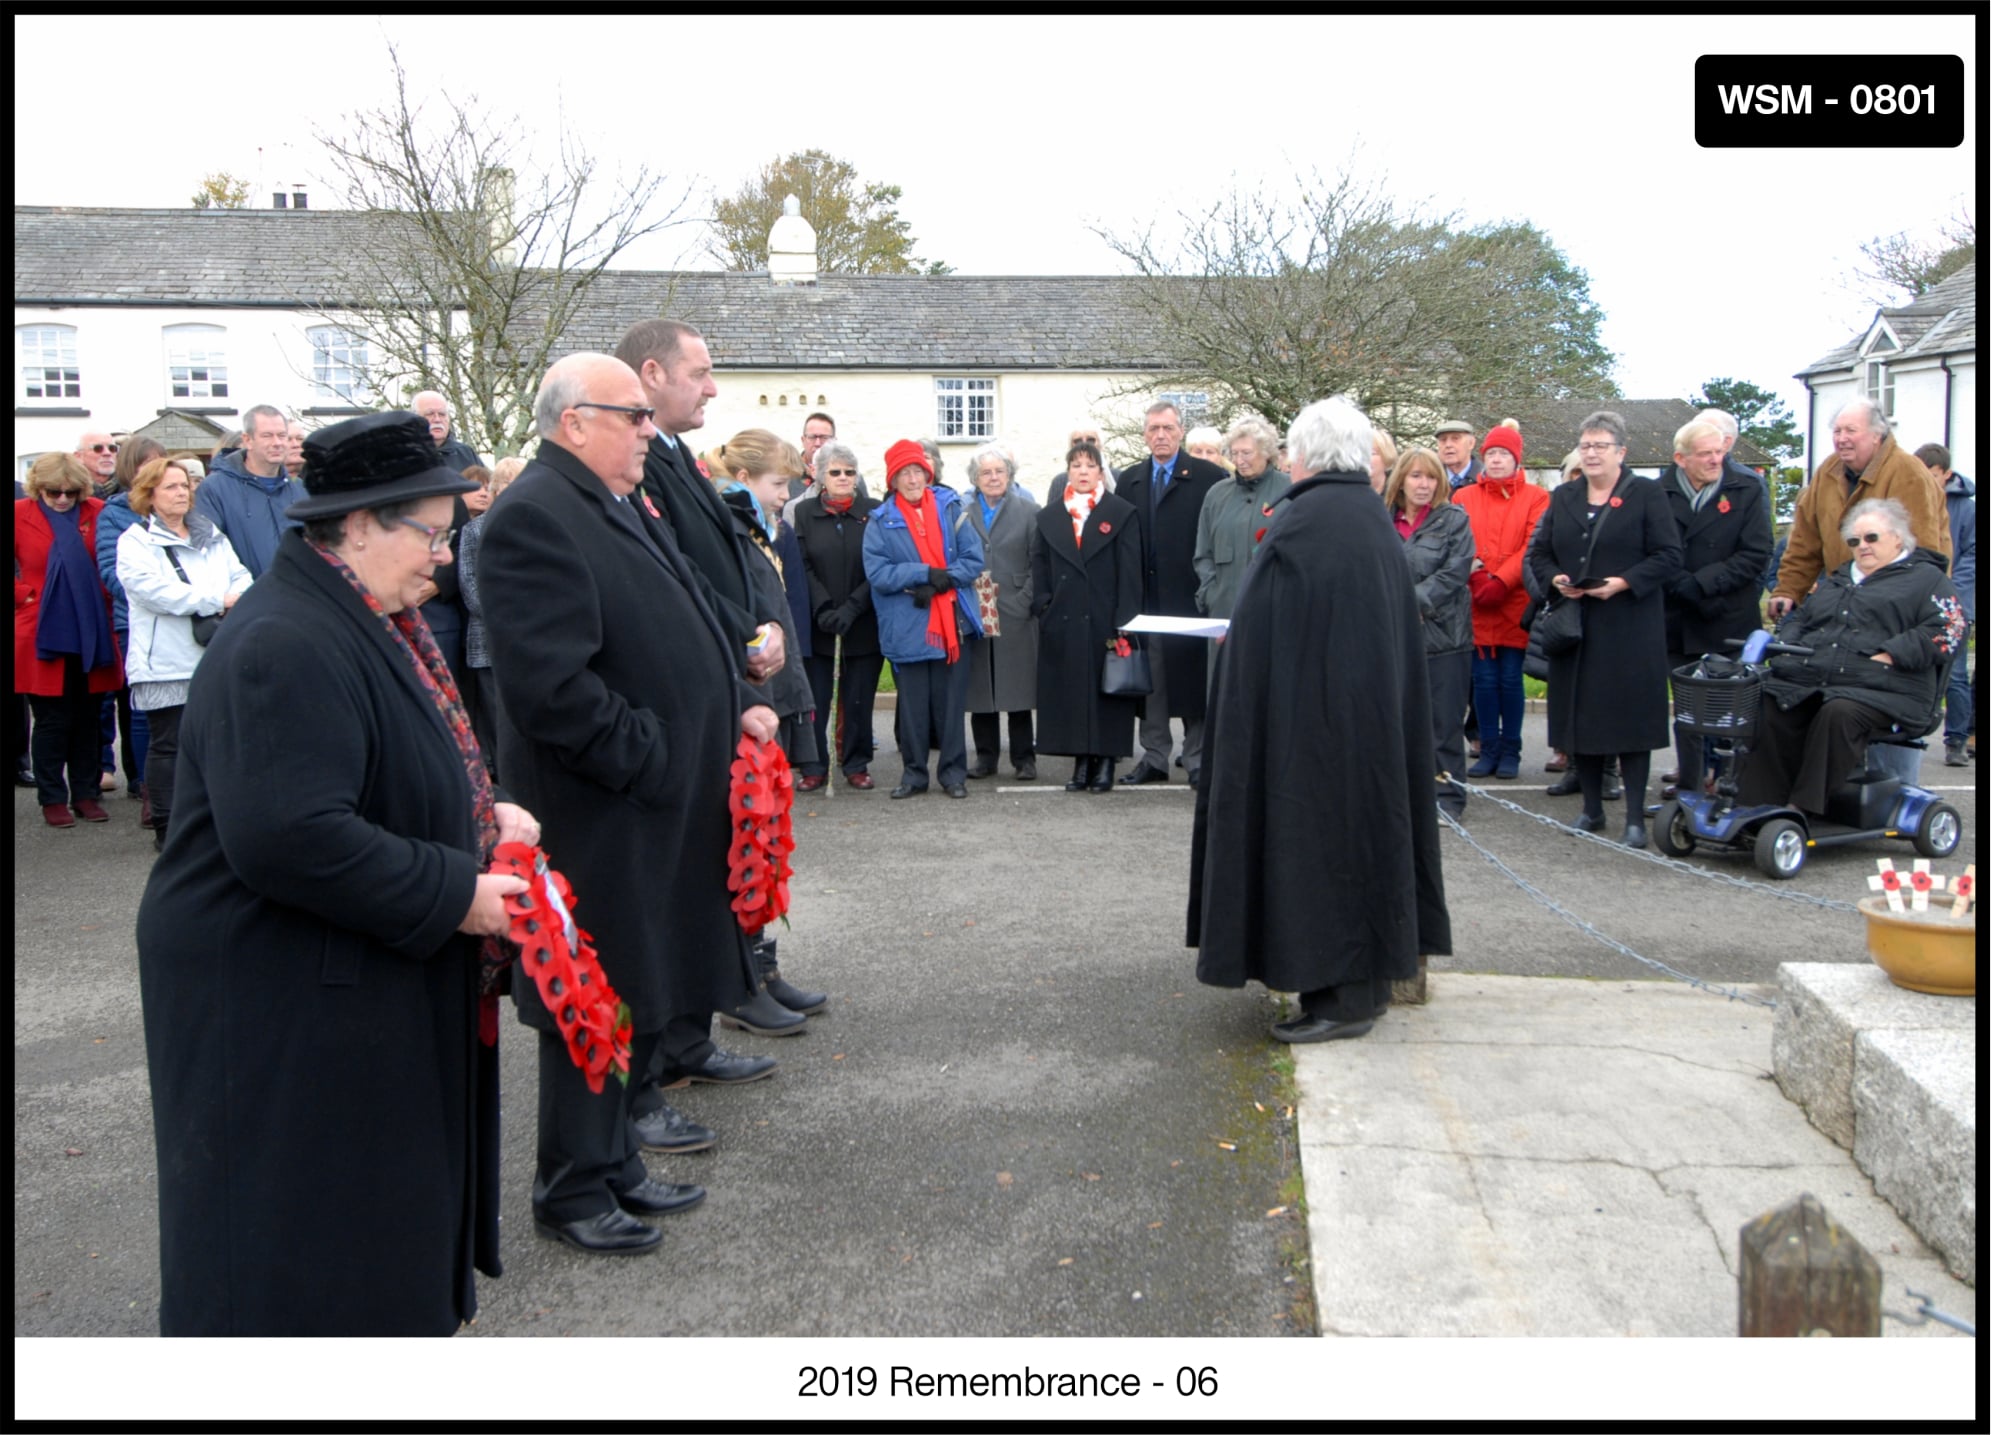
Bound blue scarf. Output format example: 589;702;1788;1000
35;501;115;670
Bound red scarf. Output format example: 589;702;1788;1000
821;491;854;514
896;488;959;662
1063;483;1101;546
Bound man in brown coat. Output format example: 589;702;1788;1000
1771;397;1949;618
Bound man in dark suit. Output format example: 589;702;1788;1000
1115;401;1226;785
614;318;807;1066
481;352;780;1255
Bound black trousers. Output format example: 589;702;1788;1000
1575;752;1650;825
141;704;183;834
533;1024;658;1222
892;654;972;789
969;709;1035;769
9;690;29;775
1428;650;1472;816
1737;693;1890;815
803;649;882;777
29;659;101;806
1301;978;1391;1023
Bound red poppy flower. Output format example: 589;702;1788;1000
1609;496;1623;508
491;841;632;1092
641;493;661;518
1717;497;1731;514
726;734;796;934
1253;528;1267;543
1098;520;1112;534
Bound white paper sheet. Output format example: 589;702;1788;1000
1119;613;1230;638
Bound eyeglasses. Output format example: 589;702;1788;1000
396;517;456;552
43;488;84;500
823;468;857;477
1845;532;1883;547
1576;441;1621;454
80;443;117;454
572;402;655;428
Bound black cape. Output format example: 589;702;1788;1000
1188;471;1451;992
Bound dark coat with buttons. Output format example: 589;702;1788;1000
638;434;777;655
1764;547;1962;732
480;440;753;1035
137;530;498;1334
794;492;880;656
1116;449;1227;716
1660;466;1772;658
1030;490;1142;756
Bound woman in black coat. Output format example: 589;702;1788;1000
1526;412;1683;847
1384;448;1476;820
793;443;881;789
1031;442;1142;792
137;413;527;1335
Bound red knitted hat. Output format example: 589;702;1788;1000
884;438;934;484
1479;422;1523;465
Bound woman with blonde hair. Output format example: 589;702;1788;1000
1384;448;1475;819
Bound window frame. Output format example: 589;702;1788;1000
18;323;81;403
1864;359;1895;418
308;325;372;403
164;323;230;402
934;375;997;441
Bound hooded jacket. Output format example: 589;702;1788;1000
861;486;985;665
1941;471;1977;622
115;513;254;686
94;491;144;632
1453;469;1549;649
192;449;307;579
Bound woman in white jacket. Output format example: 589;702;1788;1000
117;458;252;849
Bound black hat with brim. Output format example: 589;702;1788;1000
287;410;481;520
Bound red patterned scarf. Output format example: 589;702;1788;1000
895;488;959;663
1063;483;1102;546
310;541;509;1017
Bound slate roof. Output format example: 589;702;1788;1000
1797;261;1978;377
1463;398;1776;469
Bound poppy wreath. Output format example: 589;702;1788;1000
490;840;632;1093
728;734;796;933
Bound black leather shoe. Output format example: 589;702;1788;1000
14;766;34;789
534;1208;663;1255
1065;759;1089;793
1546;769;1580;796
1088;757;1114;793
1622;823;1648;850
1571;812;1607;834
966;758;997;779
718;987;807;1036
1271;1014;1375;1043
890;783;926;799
943;783;969;798
632;1103;717;1153
1014;760;1037;781
615;1177;707;1216
1118;763;1168;785
661;1048;778;1089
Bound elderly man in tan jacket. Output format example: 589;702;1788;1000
1771;397;1950;618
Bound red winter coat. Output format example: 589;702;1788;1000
1453;473;1549;650
14;496;124;696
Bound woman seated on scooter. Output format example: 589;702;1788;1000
1736;498;1965;817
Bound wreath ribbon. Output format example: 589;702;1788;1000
489;841;632;1092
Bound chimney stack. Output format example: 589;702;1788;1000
768;195;817;286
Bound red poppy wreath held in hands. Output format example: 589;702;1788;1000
728;733;796;934
489;842;633;1093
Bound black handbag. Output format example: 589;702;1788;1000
1101;633;1153;697
164;547;223;646
1526;475;1624;668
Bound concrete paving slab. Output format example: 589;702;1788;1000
1853;1028;1978;1284
1295;974;1976;1337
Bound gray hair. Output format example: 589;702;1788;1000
1843;497;1915;552
919;438;943;478
1673;419;1727;455
242;403;287;436
814;442;859;480
1225;414;1282;463
965;443;1017;484
1286;395;1375;476
1833;397;1892;438
1144;400;1182;425
533;363;590;438
1184;424;1225;452
1693;407;1739;440
1578;410;1627;448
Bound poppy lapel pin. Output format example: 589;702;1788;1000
1717;497;1731;514
1609;496;1623;508
640;493;661;519
1098;520;1113;534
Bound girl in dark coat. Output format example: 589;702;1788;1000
1527;413;1684;847
137;413;522;1334
1031;442;1142;792
794;444;881;788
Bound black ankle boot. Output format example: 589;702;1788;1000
1065;758;1090;792
754;934;827;1016
1087;757;1114;793
719;945;808;1037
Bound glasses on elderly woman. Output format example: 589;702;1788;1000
823;467;857;477
42;487;85;501
1844;532;1883;547
396;517;456;552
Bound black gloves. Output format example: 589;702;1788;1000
927;567;955;591
815;609;842;634
1672;573;1703;604
910;584;937;606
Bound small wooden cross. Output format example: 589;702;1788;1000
1949;864;1977;920
1908;858;1934;913
1867;858;1906;914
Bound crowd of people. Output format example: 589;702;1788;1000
16;313;1977;1332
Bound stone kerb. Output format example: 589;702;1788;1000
1770;962;1975;1150
1853;1028;1977;1285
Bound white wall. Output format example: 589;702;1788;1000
1801;353;1977;478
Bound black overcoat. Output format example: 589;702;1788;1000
1188;472;1451;993
1030;491;1142;757
1527;469;1684;755
136;531;497;1335
480;441;750;1032
1660;466;1772;657
1115;449;1226;716
795;492;881;655
639;434;776;654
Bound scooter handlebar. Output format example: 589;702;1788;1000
1723;634;1812;659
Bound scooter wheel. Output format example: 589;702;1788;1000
1653;802;1697;857
1754;818;1808;880
1911;801;1961;859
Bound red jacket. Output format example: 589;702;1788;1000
14;496;123;696
1453;473;1549;650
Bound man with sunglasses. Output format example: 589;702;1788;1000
193;405;307;579
74;433;120;499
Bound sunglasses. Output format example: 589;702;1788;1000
1845;532;1883;547
823;468;857;477
81;443;118;454
44;488;85;499
572;402;654;428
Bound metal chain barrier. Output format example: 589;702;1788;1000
1438;804;1779;1008
1446;776;1857;913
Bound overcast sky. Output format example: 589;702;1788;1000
14;11;1979;437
